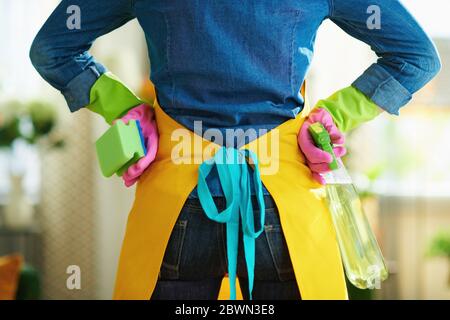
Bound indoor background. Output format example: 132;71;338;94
0;0;449;299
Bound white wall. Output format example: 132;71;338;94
0;0;62;100
402;0;450;38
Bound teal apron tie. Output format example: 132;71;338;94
197;147;265;300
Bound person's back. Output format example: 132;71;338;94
30;0;441;300
137;0;324;134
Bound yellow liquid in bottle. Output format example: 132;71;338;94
325;183;388;289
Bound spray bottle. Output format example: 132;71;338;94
309;122;388;289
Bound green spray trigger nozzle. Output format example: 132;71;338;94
308;122;339;171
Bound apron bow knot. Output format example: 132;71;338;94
198;146;265;300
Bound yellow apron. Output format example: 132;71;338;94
113;95;347;300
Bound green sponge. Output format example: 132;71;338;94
95;120;146;177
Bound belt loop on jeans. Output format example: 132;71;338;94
197;146;266;300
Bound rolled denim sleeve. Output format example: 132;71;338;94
329;0;441;115
29;0;135;112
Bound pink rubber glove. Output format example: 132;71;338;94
298;108;346;185
115;104;159;187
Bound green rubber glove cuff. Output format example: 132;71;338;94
87;72;144;124
316;85;381;132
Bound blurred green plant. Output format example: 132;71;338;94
358;163;387;199
342;129;387;199
427;230;450;286
427;230;450;258
0;100;64;149
0;100;21;146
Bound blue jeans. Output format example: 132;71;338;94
151;196;301;300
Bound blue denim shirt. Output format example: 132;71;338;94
30;0;441;196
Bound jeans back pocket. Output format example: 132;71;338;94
264;211;296;282
159;219;188;280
